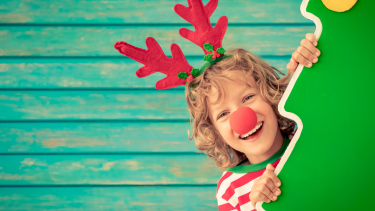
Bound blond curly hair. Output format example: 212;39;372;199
185;48;296;169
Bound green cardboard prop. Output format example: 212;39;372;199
257;0;375;210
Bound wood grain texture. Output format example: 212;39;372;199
0;0;307;209
0;90;189;120
0;26;312;56
0;186;217;210
0;0;307;24
0;57;289;88
0;154;220;185
0;122;196;153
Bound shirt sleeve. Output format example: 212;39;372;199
216;171;260;211
216;172;262;211
218;199;239;211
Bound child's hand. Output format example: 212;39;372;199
287;33;321;74
249;164;281;209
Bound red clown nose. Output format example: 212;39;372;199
229;107;257;135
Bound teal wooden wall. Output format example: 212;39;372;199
0;0;311;210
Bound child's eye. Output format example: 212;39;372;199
243;95;254;102
217;112;228;120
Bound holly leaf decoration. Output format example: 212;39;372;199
191;68;200;77
216;47;226;54
177;72;188;79
203;43;214;52
203;54;213;61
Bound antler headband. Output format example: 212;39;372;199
114;0;231;90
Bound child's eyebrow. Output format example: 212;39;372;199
209;101;224;120
239;85;251;93
210;85;253;119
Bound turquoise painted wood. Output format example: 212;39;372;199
0;0;307;210
0;26;312;56
0;90;189;120
0;154;220;185
0;186;217;210
0;122;196;153
0;57;289;88
0;0;308;24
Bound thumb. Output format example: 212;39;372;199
286;58;298;74
251;200;256;210
266;163;275;171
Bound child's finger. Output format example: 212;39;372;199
251;190;272;207
260;177;276;193
264;165;281;187
258;183;275;201
306;33;318;46
292;51;312;68
265;163;275;171
297;46;318;64
301;38;320;58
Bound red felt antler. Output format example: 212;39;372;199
174;0;228;54
114;37;193;90
114;0;228;90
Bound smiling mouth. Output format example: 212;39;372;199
239;121;263;139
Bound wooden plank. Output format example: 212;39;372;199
0;0;308;24
0;58;206;89
0;57;289;88
0;90;189;120
0;26;312;56
0;186;217;210
0;154;221;185
0;122;197;153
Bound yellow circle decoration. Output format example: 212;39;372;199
321;0;358;12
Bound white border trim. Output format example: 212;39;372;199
256;0;322;210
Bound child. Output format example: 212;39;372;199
185;33;320;211
114;0;320;209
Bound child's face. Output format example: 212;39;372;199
207;72;283;163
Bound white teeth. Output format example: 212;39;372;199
240;122;263;139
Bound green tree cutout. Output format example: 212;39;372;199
261;1;375;211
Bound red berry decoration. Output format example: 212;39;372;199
187;75;194;82
229;107;257;135
211;51;216;59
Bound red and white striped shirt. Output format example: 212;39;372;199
216;135;290;211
